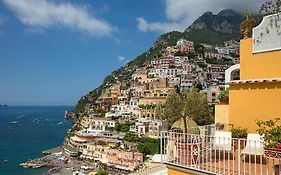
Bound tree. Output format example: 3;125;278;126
260;0;281;15
164;90;186;130
155;104;165;119
95;169;109;175
115;122;131;132
164;89;212;132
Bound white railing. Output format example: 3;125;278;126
160;130;281;175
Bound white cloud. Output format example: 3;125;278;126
137;0;266;33
137;17;188;33
117;55;125;62
117;55;129;64
3;0;115;37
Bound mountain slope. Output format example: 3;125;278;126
187;9;242;35
74;9;244;115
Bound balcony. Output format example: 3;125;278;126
160;127;281;175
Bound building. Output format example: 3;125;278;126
80;115;90;129
129;118;150;136
69;135;88;150
162;46;178;56
148;68;183;78
107;149;143;171
176;39;195;53
81;143;109;162
88;117;116;132
201;86;220;104
148;77;168;89
216;13;281;132
162;13;281;175
148;120;168;138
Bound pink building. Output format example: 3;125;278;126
107;149;143;170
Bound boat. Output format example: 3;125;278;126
20;163;31;168
10;121;18;124
32;165;42;168
3;160;8;164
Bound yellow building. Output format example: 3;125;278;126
80;115;90;129
216;14;281;132
167;14;281;175
162;46;178;56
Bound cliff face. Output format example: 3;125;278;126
186;9;242;35
74;9;243;115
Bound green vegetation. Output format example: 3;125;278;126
205;57;233;65
75;96;87;114
187;29;240;45
127;31;189;67
260;0;281;15
256;118;281;148
115;122;131;132
73;12;243;121
174;51;189;56
67;122;82;138
95;169;109;175
97;108;106;117
124;133;160;159
164;89;213;132
231;127;248;138
218;89;229;103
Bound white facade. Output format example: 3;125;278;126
88;118;116;132
176;38;194;48
253;13;281;53
148;68;182;78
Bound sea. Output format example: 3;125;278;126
0;106;74;175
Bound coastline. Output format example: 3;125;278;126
19;146;92;175
0;106;74;175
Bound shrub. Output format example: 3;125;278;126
256;118;281;148
95;169;109;175
231;127;248;138
218;89;229;103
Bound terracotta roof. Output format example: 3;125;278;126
91;117;109;121
227;78;281;85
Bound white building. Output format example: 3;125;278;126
148;68;182;78
130;118;167;138
88;117;116;132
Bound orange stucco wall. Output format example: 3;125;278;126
229;82;281;132
226;38;281;132
215;104;229;125
240;38;281;80
168;168;193;175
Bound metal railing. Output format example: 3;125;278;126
160;130;281;175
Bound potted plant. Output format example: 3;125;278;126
240;9;256;38
256;118;281;159
231;127;248;150
218;89;229;104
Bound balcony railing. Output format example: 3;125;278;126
160;128;281;175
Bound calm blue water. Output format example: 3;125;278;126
0;106;74;175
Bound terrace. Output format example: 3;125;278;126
160;126;281;175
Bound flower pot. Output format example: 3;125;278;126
264;147;281;159
219;99;229;105
240;19;256;38
232;139;246;150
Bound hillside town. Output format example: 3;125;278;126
59;37;240;174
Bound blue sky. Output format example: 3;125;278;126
0;0;265;106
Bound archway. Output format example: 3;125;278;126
225;64;240;88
